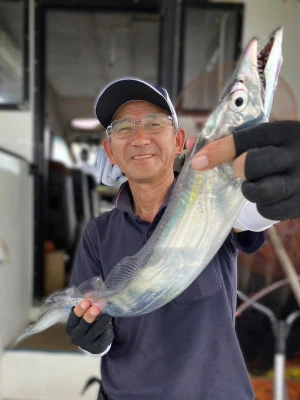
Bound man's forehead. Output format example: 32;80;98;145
112;100;166;120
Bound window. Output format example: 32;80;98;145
178;3;242;113
51;135;74;168
0;0;28;106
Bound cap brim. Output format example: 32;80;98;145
95;78;173;128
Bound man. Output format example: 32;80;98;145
66;77;300;400
78;147;98;182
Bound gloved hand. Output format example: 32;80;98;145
233;121;300;221
96;148;124;187
66;300;114;354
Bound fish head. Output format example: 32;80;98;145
202;27;283;142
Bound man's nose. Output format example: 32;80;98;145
131;123;151;144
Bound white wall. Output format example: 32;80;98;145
0;111;33;162
0;0;35;364
0;155;33;348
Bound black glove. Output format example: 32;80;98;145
66;308;114;354
233;120;300;221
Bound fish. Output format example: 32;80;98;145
15;27;283;344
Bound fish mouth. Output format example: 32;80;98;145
256;27;283;114
257;28;282;88
257;39;273;88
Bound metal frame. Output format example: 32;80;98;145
0;0;29;110
38;0;161;11
238;290;300;400
33;1;47;298
159;0;182;101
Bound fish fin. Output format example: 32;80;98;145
73;276;115;298
39;281;102;314
39;288;74;316
68;254;151;299
77;276;105;295
36;253;150;311
15;302;73;344
104;251;151;292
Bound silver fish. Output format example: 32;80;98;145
16;28;283;344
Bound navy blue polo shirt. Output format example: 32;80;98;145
70;179;264;400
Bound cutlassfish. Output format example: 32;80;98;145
16;28;283;343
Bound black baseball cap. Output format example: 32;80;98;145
95;77;178;130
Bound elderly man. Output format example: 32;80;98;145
66;77;300;400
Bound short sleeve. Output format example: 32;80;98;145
69;220;103;287
231;230;265;254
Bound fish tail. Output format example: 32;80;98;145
15;288;77;345
40;287;77;314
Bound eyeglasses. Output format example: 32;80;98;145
106;113;174;139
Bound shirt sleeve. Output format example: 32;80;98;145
78;344;112;357
69;220;103;287
233;200;278;232
230;230;265;254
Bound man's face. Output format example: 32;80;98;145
103;101;185;184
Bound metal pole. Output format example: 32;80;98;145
274;321;287;400
267;226;300;308
238;293;300;400
274;353;286;400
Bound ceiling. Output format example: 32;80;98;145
46;10;161;142
45;7;239;142
0;2;241;143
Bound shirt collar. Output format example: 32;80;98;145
115;177;177;215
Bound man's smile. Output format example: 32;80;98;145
131;154;155;160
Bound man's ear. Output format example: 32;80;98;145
175;128;186;155
103;139;115;164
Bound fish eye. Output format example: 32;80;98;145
228;90;248;112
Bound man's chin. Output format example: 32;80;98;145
129;175;155;184
126;171;158;184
